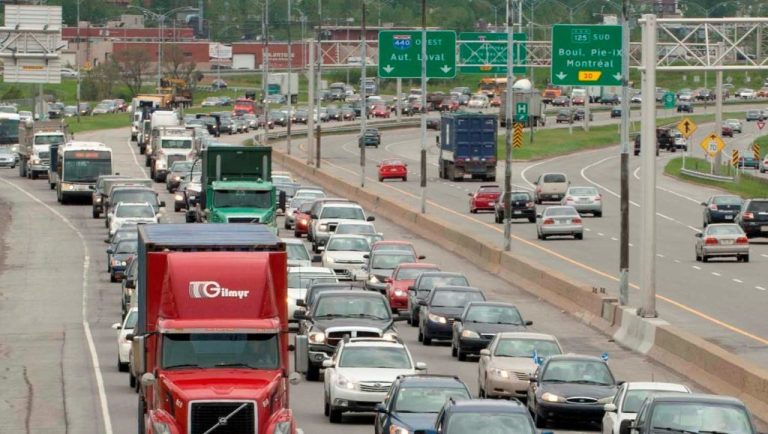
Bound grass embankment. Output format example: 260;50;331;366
664;157;768;198
65;113;131;134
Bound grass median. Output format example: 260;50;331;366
65;112;131;134
664;157;768;198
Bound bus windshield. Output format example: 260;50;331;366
0;118;20;145
62;151;112;183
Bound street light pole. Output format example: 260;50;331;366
287;0;293;155
618;0;630;306
419;0;427;214
504;0;514;252
76;0;80;123
360;2;367;188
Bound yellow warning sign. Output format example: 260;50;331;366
699;133;726;158
752;143;761;160
731;150;740;167
577;71;602;81
677;117;697;139
513;122;523;149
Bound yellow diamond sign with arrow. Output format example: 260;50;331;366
677;117;697;139
699;133;725;158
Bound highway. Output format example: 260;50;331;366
0;124;748;434
265;106;768;371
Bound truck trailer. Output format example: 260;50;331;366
437;112;499;182
131;224;300;434
267;73;299;104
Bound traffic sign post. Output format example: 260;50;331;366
732;150;740;168
513;123;523;149
663;92;676;109
752;143;761;160
677;117;697;139
699;133;726;158
515;102;528;123
378;30;456;78
459;32;526;74
551;24;622;86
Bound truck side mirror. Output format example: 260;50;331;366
366;216;375;222
294;335;309;374
132;335;146;377
159;201;166;207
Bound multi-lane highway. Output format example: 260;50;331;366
2;123;752;434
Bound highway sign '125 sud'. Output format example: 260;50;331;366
551;24;623;87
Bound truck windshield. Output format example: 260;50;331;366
112;191;156;206
214;190;272;208
63;159;112;182
161;139;192;149
162;333;279;370
0;118;20;145
35;135;65;145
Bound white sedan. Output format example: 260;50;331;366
109;202;158;236
602;381;690;434
322;234;371;280
112;307;138;372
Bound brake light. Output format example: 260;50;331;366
572;217;582;224
742;212;754;220
526;201;534;208
595;194;602;201
704;237;719;245
543;218;555;225
736;236;749;245
565;196;573;202
536;187;542;193
708;204;718;211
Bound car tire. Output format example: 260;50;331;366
742;254;750;263
417;328;424;342
110;273;116;283
470;208;476;214
451;343;457;357
305;364;320;381
92;210;99;219
324;394;330;416
129;372;136;388
329;407;343;423
457;347;467;361
403;177;407;182
118;358;128;372
702;255;709;263
534;411;546;429
378;177;383;182
594;211;602;217
528;217;536;223
284;220;291;230
294;230;302;238
575;233;584;240
409;312;419;327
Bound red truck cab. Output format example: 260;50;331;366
132;224;300;434
386;263;440;312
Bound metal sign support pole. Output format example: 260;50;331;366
419;0;427;214
503;0;514;252
618;0;631;306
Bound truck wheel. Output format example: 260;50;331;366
174;204;181;213
305;364;320;381
118;357;128;372
137;397;146;434
487;175;496;182
92;209;100;219
49;182;55;190
19;162;25;178
129;372;136;388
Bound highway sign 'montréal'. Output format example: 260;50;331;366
459;32;526;74
551;24;622;86
677;117;697;139
699;133;725;158
378;30;457;79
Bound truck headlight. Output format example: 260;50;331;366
541;392;565;403
174;194;183;201
428;313;447;324
308;331;325;344
152;421;172;434
368;275;380;284
272;421;292;434
461;330;480;338
94;196;102;203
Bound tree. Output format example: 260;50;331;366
162;44;202;96
113;47;152;97
85;61;119;100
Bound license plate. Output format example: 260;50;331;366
721;239;734;245
725;215;733;220
558;219;570;224
513;210;522;215
762;225;768;231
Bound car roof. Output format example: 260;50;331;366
288;267;334;274
494;331;559;341
344;338;405;348
465;301;517;309
545;354;606;363
623;382;689;392
115;202;152;207
444;398;527;413
396;375;468;388
336;221;373;226
396;262;438;269
372;249;414;256
418;271;465;278
645;393;745;406
328;234;369;240
373;240;413;246
280;238;306;245
316;290;385;299
432;285;482;293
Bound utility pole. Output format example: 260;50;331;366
639;14;657;318
307;41;315;165
618;0;630;306
198;0;204;35
316;0;323;168
713;42;724;175
360;2;367;188
262;0;270;145
503;0;513;251
419;0;427;214
287;0;293;155
158;16;164;91
76;0;81;123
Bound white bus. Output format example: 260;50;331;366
56;141;113;204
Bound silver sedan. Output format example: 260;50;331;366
536;206;583;240
561;186;603;217
695;223;749;262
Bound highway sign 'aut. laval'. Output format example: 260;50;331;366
551;24;622;86
378;30;457;79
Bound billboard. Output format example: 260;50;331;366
0;5;65;84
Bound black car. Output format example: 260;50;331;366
418;398;536;434
293;290;405;381
610;106;622;118
165;160;194;193
293;109;309;124
418;286;486;346
340;107;356;121
91;175;130;219
107;239;137;282
702;195;743;226
677;102;694;113
555;109;573;124
572;108;593;121
217;116;235;135
527;354;618;428
426;117;440;130
407;272;469;326
326;107;341;121
735;199;768;238
451;301;531;360
494;191;536;223
269;110;288;126
48;102;65;119
374;375;472;434
196;115;221;137
631;394;759;434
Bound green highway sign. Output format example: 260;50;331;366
378;30;457;79
459;32;526;74
663;92;676;109
515;102;528;122
551;24;622;86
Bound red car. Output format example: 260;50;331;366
293;202;312;238
439;98;460;112
378;158;408;182
721;125;734;137
385;263;440;312
468;184;502;213
371;104;390;118
490;96;501;107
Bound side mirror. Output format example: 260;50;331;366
312;255;322;263
296;299;306;308
479;349;491;357
415;362;428;371
695;233;702;238
407;286;415;291
366;216;376;222
418;300;428;306
375;403;388;414
604;403;617;412
141;372;156;388
467;193;473;196
159;201;166;207
376;164;380;168
106;248;114;254
536;213;542;218
111;323;122;330
293;311;307;320
525;320;533;326
294;335;309;374
88;185;95;190
528;373;537;382
310;214;318;219
363;254;370;259
417;255;426;260
321;359;334;368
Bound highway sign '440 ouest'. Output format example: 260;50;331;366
378;30;457;79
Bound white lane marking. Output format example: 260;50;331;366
657;253;665;258
733;278;743;283
757;286;766;291
611;237;618;241
598;232;605;236
712;272;721;277
688;225;702;232
674;259;680;263
658;213;674;221
0;177;114;434
629;243;634;247
126;138;143;172
693;265;702;270
585;228;592;231
762;254;768;259
632;149;712;205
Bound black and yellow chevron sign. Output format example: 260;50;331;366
752;143;761;160
731;149;740;167
513;123;523;149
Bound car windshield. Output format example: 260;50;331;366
320;206;365;220
124;310;138;329
649;403;752;434
446;413;534;434
706;225;744;236
286;244;310;261
568;187;598;196
394;387;470;413
544;207;578;217
541;360;614;385
272;175;293;184
213;190;272;208
295;190;325;200
372;253;415;270
115;240;138;254
747;201;768;213
430;290;484;308
161;333;279;369
465;305;523;325
374;243;415;254
288;273;334;288
112;228;138;243
494;339;562;358
313;295;390;319
543;174;566;183
622;390;685;414
171;162;193;173
112;191;156;206
336;224;375;235
418;276;468;290
116;205;154;218
396;267;437;280
339;346;411;369
326;237;370;252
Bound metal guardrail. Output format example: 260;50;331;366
680;168;735;182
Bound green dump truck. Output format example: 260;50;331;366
187;144;277;232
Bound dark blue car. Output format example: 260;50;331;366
374;375;471;434
107;239;137;282
415;398;536;434
418;286;486;345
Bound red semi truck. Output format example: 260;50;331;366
131;224;300;434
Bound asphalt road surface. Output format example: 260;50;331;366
2;125;753;434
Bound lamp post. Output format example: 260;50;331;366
127;5;198;91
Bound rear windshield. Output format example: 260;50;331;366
430;290;485;307
418;275;468;290
569;187;598;196
713;196;742;206
396;267;438;280
544;207;578;217
747;201;768;212
543;174;566;183
510;193;531;201
705;225;743;236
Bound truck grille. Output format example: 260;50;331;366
190;401;255;434
327;330;381;347
359;382;392;393
227;217;260;223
